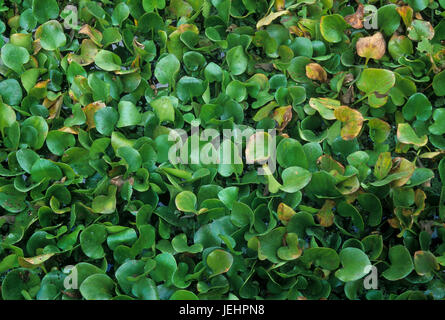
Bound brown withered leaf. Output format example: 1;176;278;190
345;3;364;29
356;32;386;62
419;220;435;235
226;24;238;33
255;63;275;72
340;85;355;105
110;175;135;189
305;63;328;82
32;39;42;55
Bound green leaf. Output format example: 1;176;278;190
0;100;16;135
382;245;414;280
206;249;233;275
80;274;115;300
92;185;117;214
402;93;432;121
320;14;349;43
94;50;122;71
154;53;180;86
276;138;308;169
80;224;107;259
30;159;62;182
32;0;59;23
1;268;41;300
94;107;118;136
112;2;130;26
377;4;400;36
117;101;141;127
357;68;396;108
414;251;439;276
175;191;197;213
429;109;445;135
226;45;248;75
280;166;312;193
335;248;371;282
46;131;75;156
176;76;205;102
170;290;198;300
38;20;66;51
1;44;29;74
433;71;445;96
0;79;23;105
301;247;340;270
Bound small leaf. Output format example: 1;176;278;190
80;274;115;300
1;44;29;73
335;248;371;282
320;14;349;43
414;251;439;276
94;50;122;71
257;10;290;29
397;123;428;146
305;63;328;82
356;32;386;62
206;249;233;275
175;191;197;213
280;166;312;193
226;46;248;76
382;245;414;280
334;106;364;140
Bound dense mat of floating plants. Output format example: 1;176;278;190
0;0;445;300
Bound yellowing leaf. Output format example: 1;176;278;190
397;123;428;147
334;106;364;140
374;151;392;180
356;32;386;62
308;97;341;120
391;157;415;187
257;10;290;29
396;5;413;28
273;105;293;131
305;63;328;82
18;253;55;269
79;24;103;47
277;202;296;225
316;200;335;227
83;101;106;130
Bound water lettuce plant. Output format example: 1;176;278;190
0;0;445;300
